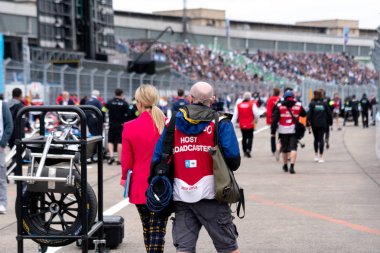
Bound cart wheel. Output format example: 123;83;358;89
16;173;97;247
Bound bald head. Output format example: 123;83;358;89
190;82;214;106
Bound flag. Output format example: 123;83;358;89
226;18;230;37
0;33;3;94
343;27;350;46
309;87;313;102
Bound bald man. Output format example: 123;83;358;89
152;82;241;253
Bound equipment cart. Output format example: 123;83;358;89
9;105;106;253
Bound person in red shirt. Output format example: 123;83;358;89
231;91;260;158
266;87;280;155
56;93;63;105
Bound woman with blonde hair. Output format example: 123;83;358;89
120;84;167;253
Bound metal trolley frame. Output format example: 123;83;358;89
11;105;105;253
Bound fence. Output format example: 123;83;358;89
2;59;378;109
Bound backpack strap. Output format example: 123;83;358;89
154;113;176;176
213;113;219;146
286;106;300;125
161;113;177;160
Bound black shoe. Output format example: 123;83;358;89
326;142;329;149
246;152;251;158
282;164;288;172
289;167;296;174
108;157;115;165
243;152;248;157
116;161;121;165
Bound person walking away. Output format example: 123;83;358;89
307;90;332;163
151;82;241;253
120;84;167;253
0;100;14;214
271;90;306;174
351;94;359;126
266;87;280;155
360;93;370;128
8;88;24;149
105;88;130;165
319;89;331;149
171;88;189;113
343;96;352;127
252;91;263;107
369;95;377;125
232;91;260;158
331;93;342;131
85;90;103;162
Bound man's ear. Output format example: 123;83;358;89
188;95;193;103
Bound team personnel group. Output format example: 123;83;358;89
0;83;377;253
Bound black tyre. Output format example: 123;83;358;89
16;173;97;247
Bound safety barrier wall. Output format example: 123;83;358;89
377;111;380;161
3;59;378;109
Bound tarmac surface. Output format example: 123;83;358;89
1;119;380;253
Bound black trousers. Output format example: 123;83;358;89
270;135;276;154
241;128;254;153
312;127;326;155
362;111;369;127
352;110;359;126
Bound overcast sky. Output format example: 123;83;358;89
114;0;380;29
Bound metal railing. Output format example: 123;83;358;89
3;59;378;108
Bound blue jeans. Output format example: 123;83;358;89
0;150;6;207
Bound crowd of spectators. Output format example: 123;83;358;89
123;40;378;86
250;51;378;85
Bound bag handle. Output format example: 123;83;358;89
162;113;177;160
286;106;300;125
155;113;177;176
236;189;245;219
213;113;219;145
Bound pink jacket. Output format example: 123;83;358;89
120;111;161;204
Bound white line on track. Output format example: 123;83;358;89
237;125;269;141
47;125;269;253
46;199;131;253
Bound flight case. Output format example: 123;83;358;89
77;215;124;249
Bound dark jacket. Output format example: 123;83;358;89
105;97;130;126
0;102;14;148
8;98;24;148
351;98;359;112
307;98;332;128
360;97;370;112
171;98;189;112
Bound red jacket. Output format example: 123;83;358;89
120;111;161;204
266;95;279;125
277;101;303;134
237;100;255;129
173;121;215;202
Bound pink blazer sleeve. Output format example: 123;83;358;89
120;124;134;186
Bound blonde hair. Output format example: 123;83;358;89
135;84;165;134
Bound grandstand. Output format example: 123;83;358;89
0;0;378;106
0;1;376;60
